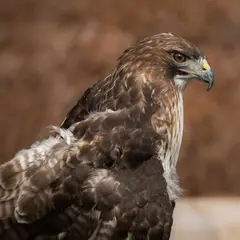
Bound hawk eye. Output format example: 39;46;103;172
172;52;187;63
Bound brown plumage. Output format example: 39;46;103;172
0;33;214;240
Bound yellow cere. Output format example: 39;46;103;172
202;59;211;71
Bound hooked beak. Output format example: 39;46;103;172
180;58;214;91
198;58;214;91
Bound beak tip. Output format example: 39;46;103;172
205;69;214;91
206;85;212;91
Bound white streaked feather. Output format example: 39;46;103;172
0;125;75;220
157;92;184;201
48;126;76;145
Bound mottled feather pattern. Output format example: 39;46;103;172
0;120;124;239
0;128;77;223
1;205;92;240
0;105;169;240
0;137;66;220
0;137;60;189
61;109;173;240
0;33;212;239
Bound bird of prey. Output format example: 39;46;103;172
0;33;214;240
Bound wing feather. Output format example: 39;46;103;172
0;103;172;239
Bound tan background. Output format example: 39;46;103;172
0;0;240;196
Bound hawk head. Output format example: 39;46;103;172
118;32;214;91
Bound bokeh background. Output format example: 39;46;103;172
0;0;240;197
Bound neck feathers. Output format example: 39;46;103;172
152;86;184;201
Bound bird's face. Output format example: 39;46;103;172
167;51;214;91
157;33;214;91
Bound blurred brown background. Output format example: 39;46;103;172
0;0;239;196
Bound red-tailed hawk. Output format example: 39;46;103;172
0;33;214;240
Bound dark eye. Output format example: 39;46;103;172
172;52;187;63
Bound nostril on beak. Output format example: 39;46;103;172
202;59;210;72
